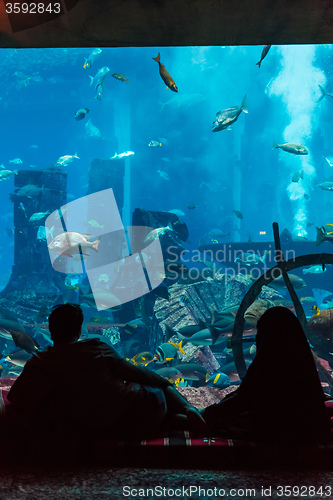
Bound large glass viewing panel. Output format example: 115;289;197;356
0;45;332;391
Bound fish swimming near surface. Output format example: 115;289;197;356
233;210;244;219
211;305;238;324
177;270;212;285
88;219;104;229
273;142;308;155
187;204;197;210
1;366;23;377
10;329;40;354
83;48;102;69
9;158;23;164
234;250;269;266
316;182;333;192
303;265;326;274
95;82;104;101
3;349;33;367
110;151;135;160
98;273;109;283
154;341;184;363
192;257;223;275
205;371;230;389
160;92;206;110
89;66;110;88
85;119;101;138
5;226;13;237
149;140;162;148
155;367;182;381
244;299;275;326
0;169;18;181
312;288;333;307
219;358;253;383
268;273;306;290
317;84;333;103
300;296;316;303
168;209;185;217
34;303;50;324
79;287;122;310
324;156;333;167
172;363;208;383
177;323;229;347
208;228;230;239
29;210;50;222
150;284;171;301
315;224;333;246
153;53;178;93
157;169;169;180
123;318;147;335
131;351;155;366
89;315;112;324
164;324;200;340
256;45;271;68
163;260;190;278
206;323;233;346
112;72;129;83
17;184;43;197
292;170;304;183
33;322;52;342
144;224;173;243
0;318;27;343
37;225;54;241
75;108;89;120
48;231;101;258
55;153;79;167
212;95;248;132
311;305;321;316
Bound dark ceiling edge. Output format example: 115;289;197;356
0;0;333;49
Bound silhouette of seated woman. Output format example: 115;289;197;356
7;303;207;438
201;306;332;443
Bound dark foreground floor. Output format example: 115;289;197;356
1;466;333;499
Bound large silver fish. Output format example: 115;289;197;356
48;232;101;258
212;95;248;132
273;142;308;155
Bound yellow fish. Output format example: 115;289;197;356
131;351;155;366
311;305;320;316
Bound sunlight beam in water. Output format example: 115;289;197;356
267;45;326;237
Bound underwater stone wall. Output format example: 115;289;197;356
5;169;67;297
151;273;282;349
87;159;125;211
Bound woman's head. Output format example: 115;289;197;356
256;306;307;356
49;303;84;343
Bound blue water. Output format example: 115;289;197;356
0;45;332;312
0;47;331;245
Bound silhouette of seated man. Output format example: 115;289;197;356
6;303;207;439
201;306;332;443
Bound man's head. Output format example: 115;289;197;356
49;303;84;343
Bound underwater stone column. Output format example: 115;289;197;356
86;158;125;270
3;169;67;299
86;158;132;322
87;158;125;210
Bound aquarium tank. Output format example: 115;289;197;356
0;44;333;393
